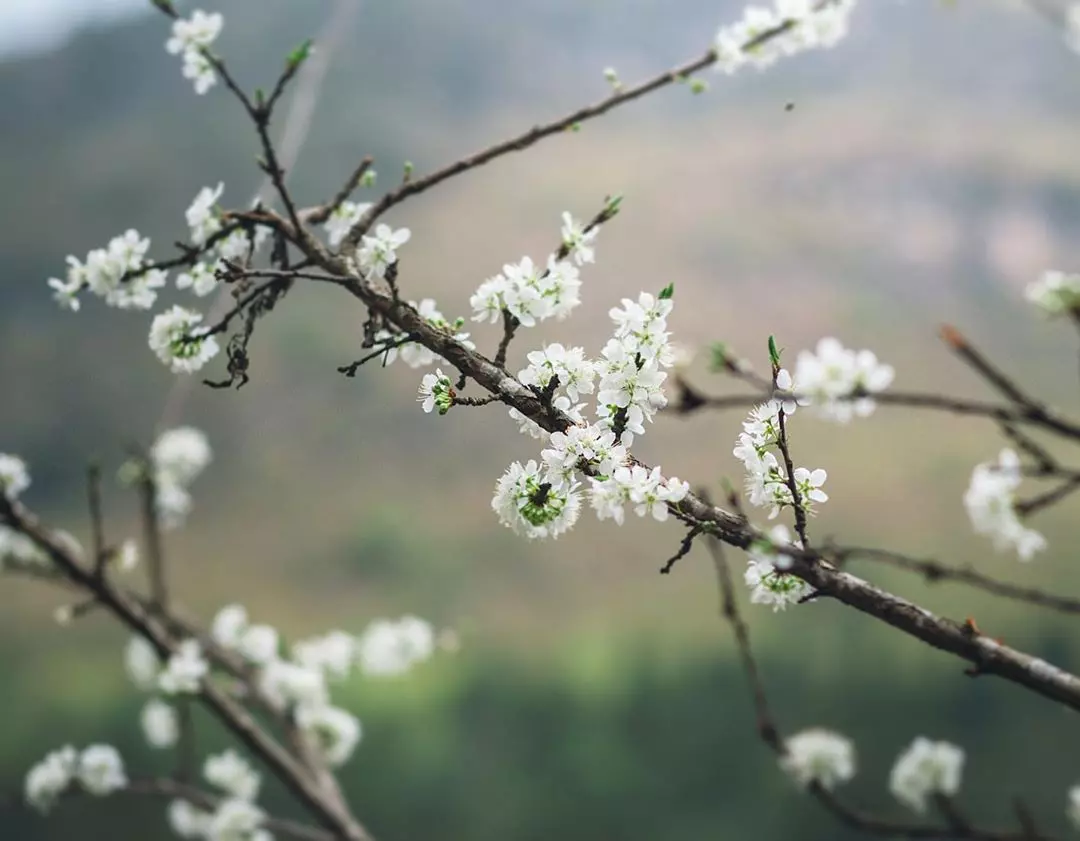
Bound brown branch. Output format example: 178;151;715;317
1;497;373;841
137;468;167;611
838;546;1080;615
338;12;823;250
304;156;375;226
87;463;106;576
127;778;334;841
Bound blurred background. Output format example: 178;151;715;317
2;0;1080;838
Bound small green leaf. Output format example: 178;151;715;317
709;342;729;373
286;39;314;71
689;78;708;95
659;282;675;300
361;170;377;188
768;335;781;367
605;194;624;215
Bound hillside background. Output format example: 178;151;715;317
3;0;1080;838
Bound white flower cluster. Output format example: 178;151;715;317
324;200;373;249
714;0;856;75
963;449;1046;562
470;256;581;327
210;605;435;766
793;337;895;423
487;285;687;540
0;454;57;570
47;229;167;312
888;737;964;813
780;728;855;790
733;376;829;521
150;426;213;529
24;745;127;813
379;298;475;369
470;212;595;327
1026;270;1080;318
744;524;812;611
176;183;271;298
165;10;223;95
168;751;270;841
149;306;220;374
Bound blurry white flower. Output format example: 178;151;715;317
780;729;855;790
204;750;260;801
24;746;77;812
141;699;179;749
159;639;209;696
149;306;219;374
889;737;964;813
0;453;30;499
76;745;127;796
297;705;362;767
357;616;435;677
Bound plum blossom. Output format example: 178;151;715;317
148;306;220;374
964;449;1046;561
889;738;964;813
357;616;436;677
357;224;410;279
492;460;582;539
780;729;855;790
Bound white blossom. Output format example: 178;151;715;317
418;369;454;415
357;616;435;677
542;424;628;489
169;799;212;839
588;464;688;525
1026;270;1080;317
492;460;582;539
237;624;280;665
125;635;161;691
177;262;220;297
0;453;30;499
889;737;965;813
47;230;166;311
76;745;127;796
0;525;48;567
117;539;139;572
324;201;372;249
518;344;597;403
258;660;328;712
293;631;356;681
964;449;1046;562
507;395;586;439
560;211;598;266
469;274;508;324
149;306;220;374
166;10;223;55
207;797;268;841
212;604;249;649
151;427;212;529
713;0;856;75
297;705;362;767
793;337;894;423
204;750;261;801
357;224;410;279
186;183;224;245
183;49;218;95
780;729;855;790
153;427;212;486
141;699;180;749
24;746;77;812
745;526;812;610
159;639;209;696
